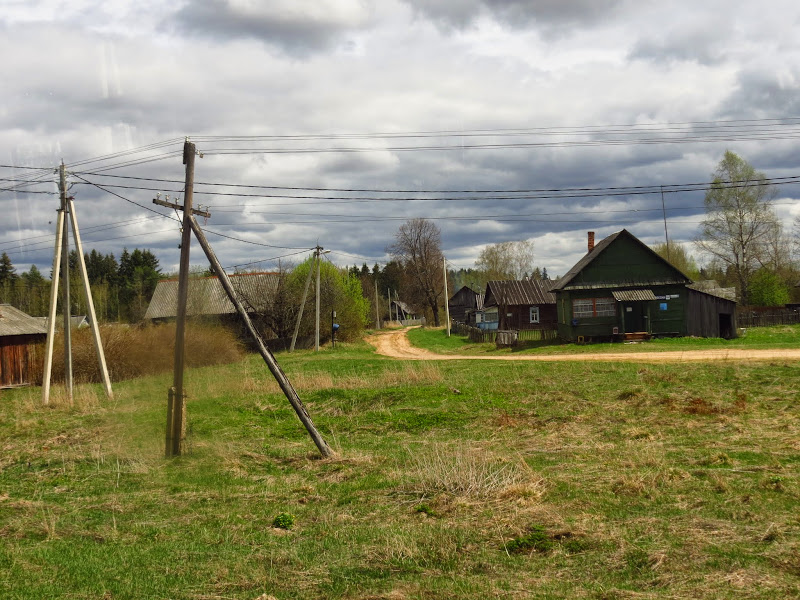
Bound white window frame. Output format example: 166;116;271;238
529;306;540;324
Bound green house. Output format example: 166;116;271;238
551;230;736;342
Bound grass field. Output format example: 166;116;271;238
407;323;800;356
1;328;799;599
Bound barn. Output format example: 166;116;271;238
448;286;484;324
0;304;47;388
552;230;737;342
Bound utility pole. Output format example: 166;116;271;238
167;139;196;457
60;163;73;402
290;248;316;352
660;185;671;262
313;246;329;350
374;278;380;329
42;163;113;405
443;256;451;337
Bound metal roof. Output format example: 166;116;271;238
0;304;47;337
612;289;657;302
484;279;556;307
144;272;281;319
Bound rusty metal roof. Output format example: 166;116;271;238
144;272;281;319
612;289;657;302
0;304;47;337
484;279;556;307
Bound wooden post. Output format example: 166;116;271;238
290;249;316;352
59;164;73;403
167;140;196;457
42;208;65;405
68;197;113;399
443;256;450;336
187;216;334;458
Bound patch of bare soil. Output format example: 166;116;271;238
365;328;800;363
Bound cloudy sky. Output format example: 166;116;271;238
2;0;800;279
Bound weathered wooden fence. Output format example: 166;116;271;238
451;321;558;343
738;308;800;328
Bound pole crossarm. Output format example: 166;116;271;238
153;197;211;219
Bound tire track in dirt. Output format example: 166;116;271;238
365;328;800;363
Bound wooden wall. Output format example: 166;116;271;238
0;334;44;388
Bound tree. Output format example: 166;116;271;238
696;151;779;305
388;218;444;326
475;240;535;283
651;242;701;281
748;268;790;306
0;252;17;285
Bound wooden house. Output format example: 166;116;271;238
551;230;737;342
145;272;281;320
448;286;484;324
0;304;47;388
483;279;557;331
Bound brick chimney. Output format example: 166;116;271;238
588;231;595;253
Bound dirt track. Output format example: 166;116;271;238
365;327;800;363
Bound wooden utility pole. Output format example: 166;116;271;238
60;164;73;401
443;256;450;336
374;278;380;329
315;247;321;351
290;247;317;352
166;140;196;457
188;217;333;458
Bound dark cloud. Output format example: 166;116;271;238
629;28;731;66
402;0;627;32
168;0;373;56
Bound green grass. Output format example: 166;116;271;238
408;323;800;356
1;337;799;599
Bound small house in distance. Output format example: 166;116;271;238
448;286;484;325
483;279;557;331
0;304;47;388
551;230;737;342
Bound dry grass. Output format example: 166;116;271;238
32;321;243;384
405;441;544;500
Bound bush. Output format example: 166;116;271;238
34;321;244;384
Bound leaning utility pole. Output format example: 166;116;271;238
155;146;333;458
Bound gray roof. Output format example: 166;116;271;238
687;281;737;302
144;272;281;319
0;304;47;337
612;289;657;302
484;279;556;307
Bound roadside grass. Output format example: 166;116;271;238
408;323;800;356
0;339;798;598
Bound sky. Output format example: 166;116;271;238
2;0;800;281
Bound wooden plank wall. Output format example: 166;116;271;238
0;335;43;388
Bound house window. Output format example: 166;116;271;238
572;299;594;318
572;297;616;318
595;298;616;317
529;306;540;324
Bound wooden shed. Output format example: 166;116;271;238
0;304;47;388
448;286;484;324
483;279;557;331
551;230;736;342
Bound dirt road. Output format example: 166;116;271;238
365;328;800;363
